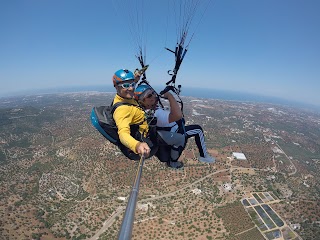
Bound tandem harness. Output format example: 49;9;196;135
91;102;158;160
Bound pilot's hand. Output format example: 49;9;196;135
134;72;141;82
136;142;150;157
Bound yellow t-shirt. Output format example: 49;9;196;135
112;94;148;153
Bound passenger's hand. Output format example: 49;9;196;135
160;86;175;95
162;91;173;99
136;142;150;157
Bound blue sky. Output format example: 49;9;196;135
1;0;320;106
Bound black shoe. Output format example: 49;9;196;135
167;160;184;169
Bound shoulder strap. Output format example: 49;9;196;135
111;101;146;127
111;102;135;115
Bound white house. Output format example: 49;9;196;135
232;152;247;160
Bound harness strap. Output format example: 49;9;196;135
157;126;173;131
110;102;135;114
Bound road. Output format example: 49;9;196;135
90;166;258;239
139;168;231;202
273;141;297;176
89;206;125;240
89;140;299;239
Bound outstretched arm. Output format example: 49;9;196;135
163;92;182;123
114;106;151;157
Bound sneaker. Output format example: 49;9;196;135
167;160;184;169
199;154;215;163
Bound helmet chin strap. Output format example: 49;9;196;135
144;102;154;110
152;98;159;109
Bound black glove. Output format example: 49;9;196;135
160;86;175;95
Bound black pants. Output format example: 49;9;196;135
156;131;185;162
183;125;207;158
156;124;207;162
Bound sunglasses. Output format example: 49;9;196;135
145;91;156;99
118;82;136;89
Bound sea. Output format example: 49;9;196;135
2;85;320;113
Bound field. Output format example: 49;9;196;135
214;201;255;235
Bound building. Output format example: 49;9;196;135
232;152;247;160
192;188;202;195
117;197;126;201
222;183;233;192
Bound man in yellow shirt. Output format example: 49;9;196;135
112;69;157;159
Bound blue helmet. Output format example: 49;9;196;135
112;69;135;85
134;84;153;101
